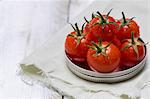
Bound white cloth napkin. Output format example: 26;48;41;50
19;0;150;99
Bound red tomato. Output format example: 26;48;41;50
84;17;99;42
87;41;121;73
84;10;119;42
120;33;145;68
116;12;140;40
112;36;121;47
65;23;89;62
91;16;118;41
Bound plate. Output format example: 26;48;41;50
65;39;147;82
67;61;145;83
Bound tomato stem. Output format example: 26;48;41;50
107;8;113;18
104;42;111;49
90;40;111;58
131;32;135;45
97;11;106;23
130;17;135;20
91;41;102;53
92;13;95;19
81;22;86;33
122;12;127;24
84;17;89;23
75;23;81;36
69;23;76;31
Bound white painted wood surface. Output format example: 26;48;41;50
0;0;93;99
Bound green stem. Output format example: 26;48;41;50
81;22;85;33
91;41;102;53
130;17;135;20
69;23;76;31
122;12;127;24
75;23;81;36
84;17;89;23
97;11;106;23
92;13;95;19
107;8;113;18
131;32;135;44
104;42;111;49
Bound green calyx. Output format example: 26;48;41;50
84;12;96;24
84;17;89;23
92;13;95;19
88;40;111;57
122;12;127;24
91;9;116;33
68;23;86;47
121;12;135;27
96;8;113;24
97;11;106;23
121;32;142;58
131;32;136;45
69;23;85;37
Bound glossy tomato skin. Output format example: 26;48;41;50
65;32;89;62
84;16;119;42
84;17;99;42
112;36;121;47
84;25;97;42
116;19;140;40
87;42;121;73
92;16;118;41
120;41;145;67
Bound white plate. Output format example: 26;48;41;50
66;58;146;83
65;39;147;82
65;45;147;78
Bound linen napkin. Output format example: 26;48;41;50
20;0;150;99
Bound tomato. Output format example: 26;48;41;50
65;10;144;73
120;33;145;68
112;36;121;47
84;17;99;42
91;16;117;41
65;23;89;62
87;41;121;73
116;12;140;40
84;9;119;42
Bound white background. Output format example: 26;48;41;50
0;0;149;99
0;0;93;98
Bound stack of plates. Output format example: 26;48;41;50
65;39;147;83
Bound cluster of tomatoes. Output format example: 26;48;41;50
65;9;145;73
